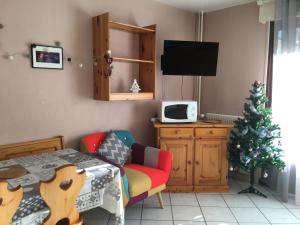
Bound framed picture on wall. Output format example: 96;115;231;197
31;44;63;69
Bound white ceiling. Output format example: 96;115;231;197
155;0;257;12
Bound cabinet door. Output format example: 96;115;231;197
194;140;227;185
160;139;193;186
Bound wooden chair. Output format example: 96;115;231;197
39;165;86;225
0;181;23;225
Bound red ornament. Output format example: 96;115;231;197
254;80;261;88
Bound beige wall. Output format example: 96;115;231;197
0;0;195;147
201;2;268;115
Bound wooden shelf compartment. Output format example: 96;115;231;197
92;12;156;101
113;57;154;64
110;92;154;101
109;21;155;33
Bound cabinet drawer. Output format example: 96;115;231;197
195;128;227;139
160;128;193;138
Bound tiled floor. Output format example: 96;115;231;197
83;179;300;225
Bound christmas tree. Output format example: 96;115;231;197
228;80;285;198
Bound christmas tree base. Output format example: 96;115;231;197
238;186;267;198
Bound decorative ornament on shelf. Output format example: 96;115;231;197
130;79;141;93
263;172;268;178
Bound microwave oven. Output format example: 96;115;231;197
159;101;198;123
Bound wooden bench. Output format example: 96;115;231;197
0;136;64;160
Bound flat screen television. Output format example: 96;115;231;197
161;40;219;76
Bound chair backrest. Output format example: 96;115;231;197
0;181;23;225
80;130;135;153
39;165;86;225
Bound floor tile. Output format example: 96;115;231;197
85;219;109;225
143;193;171;207
172;206;204;221
239;223;270;225
201;207;236;222
130;200;144;208
171;193;199;206
283;199;300;209
141;221;173;225
223;195;255;207
82;207;110;223
287;209;300;220
196;194;227;207
260;208;299;223
174;221;206;225
125;207;142;220
230;207;268;223
250;196;285;208
108;219;140;225
142;205;172;220
206;222;238;225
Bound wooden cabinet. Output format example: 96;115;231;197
160;139;193;188
92;13;156;101
154;121;232;192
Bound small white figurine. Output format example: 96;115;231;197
130;79;141;93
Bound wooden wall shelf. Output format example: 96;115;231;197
110;92;154;101
92;13;156;101
109;21;155;33
113;57;154;64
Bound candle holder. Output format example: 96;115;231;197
104;50;113;77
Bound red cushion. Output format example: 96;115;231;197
124;163;168;189
82;132;106;153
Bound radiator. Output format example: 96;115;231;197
205;113;241;124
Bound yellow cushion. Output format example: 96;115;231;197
124;167;151;197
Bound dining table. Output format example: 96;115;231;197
0;148;124;225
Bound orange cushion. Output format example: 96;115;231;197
124;163;168;189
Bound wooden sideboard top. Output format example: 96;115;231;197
153;121;233;128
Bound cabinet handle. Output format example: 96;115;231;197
195;161;199;165
187;161;191;165
173;167;180;171
209;130;213;134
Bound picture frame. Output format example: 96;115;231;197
31;44;63;69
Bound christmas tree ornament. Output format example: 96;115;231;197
228;81;285;198
229;166;234;171
244;119;248;123
250;105;258;114
258;127;268;138
254;80;261;88
130;79;141;93
241;127;248;135
263;172;268;178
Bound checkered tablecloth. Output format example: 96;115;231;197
0;149;124;225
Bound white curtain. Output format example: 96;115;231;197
273;0;300;203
